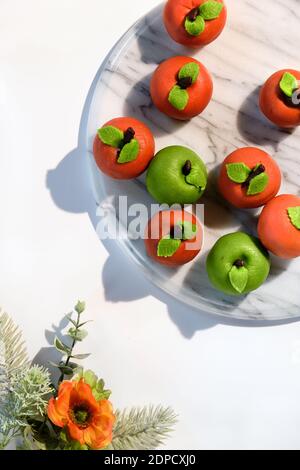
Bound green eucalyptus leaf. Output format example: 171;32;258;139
229;265;249;294
178;62;200;84
54;337;71;355
287;206;300;230
279;72;298;98
71;353;91;360
117;139;140;163
247;172;269;195
66;362;79;370
97;126;124;148
58;361;78;371
185;14;205;36
75;301;86;315
58;366;74;376
66;314;77;327
77;321;92;328
68;328;88;342
177;221;198;240
186;167;207;191
226;162;251;184
48;361;60;368
168;85;189;111
157;236;181;258
199;1;224;20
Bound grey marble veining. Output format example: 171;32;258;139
86;0;300;321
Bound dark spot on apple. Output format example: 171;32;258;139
242;164;265;189
234;259;245;268
187;7;199;22
182;160;192;176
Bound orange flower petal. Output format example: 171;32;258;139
82;426;98;448
67;422;85;446
92;413;113;431
88;425;112;450
83;425;112;450
70;379;98;408
99;400;115;417
77;380;98;404
47;397;65;427
55;381;73;417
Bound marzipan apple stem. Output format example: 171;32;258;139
177;76;193;89
234;259;245;268
242;164;265;189
182;160;192;176
123;127;135;145
187;7;199;22
117;127;135;156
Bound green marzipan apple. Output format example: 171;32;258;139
146;146;208;205
206;232;271;296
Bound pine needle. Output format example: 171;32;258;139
111;405;177;450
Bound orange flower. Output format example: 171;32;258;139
48;379;115;450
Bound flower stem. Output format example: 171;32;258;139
58;311;81;385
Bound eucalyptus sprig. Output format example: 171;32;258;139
52;301;91;385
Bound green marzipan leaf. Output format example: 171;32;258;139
186;167;207;191
178;62;200;84
177;221;198;240
157;236;181;258
117;139;140;163
199;1;224;20
229;265;248;294
279;72;298;98
98;126;124;148
168;85;189;111
185;15;205;36
226;162;251;183
247;172;269;196
287;206;300;230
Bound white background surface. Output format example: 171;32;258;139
1;0;300;450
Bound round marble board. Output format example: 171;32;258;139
86;1;300;321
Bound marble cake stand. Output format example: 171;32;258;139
86;0;300;321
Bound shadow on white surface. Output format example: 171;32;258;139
32;315;70;382
237;86;295;149
46;46;300;335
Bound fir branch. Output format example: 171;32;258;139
0;309;29;392
111;406;177;450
